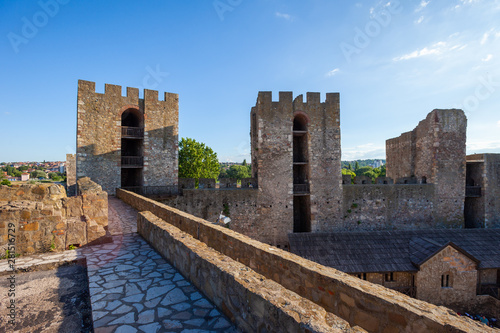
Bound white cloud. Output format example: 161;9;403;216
415;16;424;24
342;143;385;160
497;120;500;127
3;112;10;115
275;12;292;21
467;140;500;152
326;68;340;77
415;0;430;12
480;29;500;45
482;54;493;62
393;41;466;61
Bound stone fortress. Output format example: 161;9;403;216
70;81;499;246
63;80;500;331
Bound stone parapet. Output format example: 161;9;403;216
138;211;363;333
117;189;492;332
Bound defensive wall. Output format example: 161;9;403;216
76;80;178;195
386;109;467;227
117;188;493;332
169;176;450;237
0;177;108;255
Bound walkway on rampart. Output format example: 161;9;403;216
1;196;236;333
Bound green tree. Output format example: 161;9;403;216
31;170;47;179
242;159;247;166
49;173;62;181
354;161;360;172
18;165;28;172
178;138;219;182
226;165;251;180
1;179;11;186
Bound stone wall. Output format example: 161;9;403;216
117;189;492;332
341;184;435;231
386;109;467;227
138;211;364;333
0;178;108;255
416;245;477;311
76;80;178;195
483;154;500;228
66;153;76;196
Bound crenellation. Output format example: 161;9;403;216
104;83;122;96
144;88;159;101
279;91;293;103
306;92;321;104
126;86;139;99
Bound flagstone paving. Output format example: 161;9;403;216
1;196;237;333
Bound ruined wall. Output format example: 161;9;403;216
76;80;178;195
0;178;108;255
341;184;435;231
416;245;477;311
66;153;76;196
386;131;415;179
119;189;490;332
251;92;342;246
386;110;467;227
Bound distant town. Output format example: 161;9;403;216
0;161;66;185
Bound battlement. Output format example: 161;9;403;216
77;79;178;102
256;91;340;107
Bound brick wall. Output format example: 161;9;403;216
117;189;492;332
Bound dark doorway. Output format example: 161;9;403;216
293;195;311;232
293;114;311;232
121;108;144;188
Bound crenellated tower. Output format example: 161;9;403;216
75;80;178;195
251;92;342;247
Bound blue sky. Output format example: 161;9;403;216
1;0;499;163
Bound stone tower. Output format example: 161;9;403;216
250;92;342;247
386;109;467;227
75;80;178;195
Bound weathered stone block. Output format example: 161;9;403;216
66;219;87;247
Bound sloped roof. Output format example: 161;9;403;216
288;229;500;273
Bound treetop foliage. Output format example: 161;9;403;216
178;137;220;180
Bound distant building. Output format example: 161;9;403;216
21;173;29;181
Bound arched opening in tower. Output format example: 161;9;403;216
121;108;144;188
293;114;311;233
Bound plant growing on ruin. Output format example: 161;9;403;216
49;236;56;252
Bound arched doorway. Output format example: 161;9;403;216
293;113;311;232
121;108;144;188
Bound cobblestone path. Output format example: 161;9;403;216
84;196;237;333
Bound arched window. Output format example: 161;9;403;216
121;108;143;127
